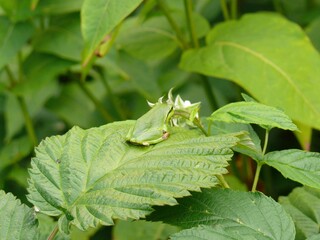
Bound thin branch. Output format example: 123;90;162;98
99;73;126;120
251;163;262;192
220;0;230;21
201;76;218;111
252;129;269;192
230;0;238;19
76;79;114;122
47;224;59;240
184;0;199;48
217;174;230;188
5;66;38;146
17;96;38;146
157;0;189;49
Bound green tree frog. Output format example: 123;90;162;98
126;102;173;146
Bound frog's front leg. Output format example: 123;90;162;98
162;131;170;140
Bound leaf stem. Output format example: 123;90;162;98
230;0;238;19
201;76;217;111
47;224;59;240
76;79;114;122
217;174;230;188
99;72;126;120
251;163;262;192
220;0;230;21
173;110;208;136
183;0;199;48
273;0;284;14
251;129;269;192
157;0;189;49
262;129;269;155
4;66;16;86
5;66;38;146
17;96;38;146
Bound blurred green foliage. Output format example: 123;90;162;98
1;0;320;239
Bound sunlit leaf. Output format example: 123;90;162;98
180;13;320;130
27;122;238;233
208;101;298;131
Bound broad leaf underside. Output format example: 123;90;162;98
27;121;238;233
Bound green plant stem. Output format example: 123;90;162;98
76;79;114;122
184;0;199;48
273;0;283;14
100;73;126;120
262;129;269;155
17;97;38;146
4;66;16;86
220;0;230;21
173;110;207;136
157;0;189;49
217;174;230;188
251;129;269;192
230;0;238;19
201;76;217;111
5;66;38;146
48;224;59;240
194;118;208;136
251;163;262;192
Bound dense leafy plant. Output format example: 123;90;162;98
1;0;320;239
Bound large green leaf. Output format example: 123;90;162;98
0;190;39;240
208;101;298;131
81;0;143;64
279;186;320;240
149;188;295;240
180;13;320;130
263;149;320;189
27;121;238;233
0;16;34;69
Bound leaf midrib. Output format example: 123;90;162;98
216;41;318;119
